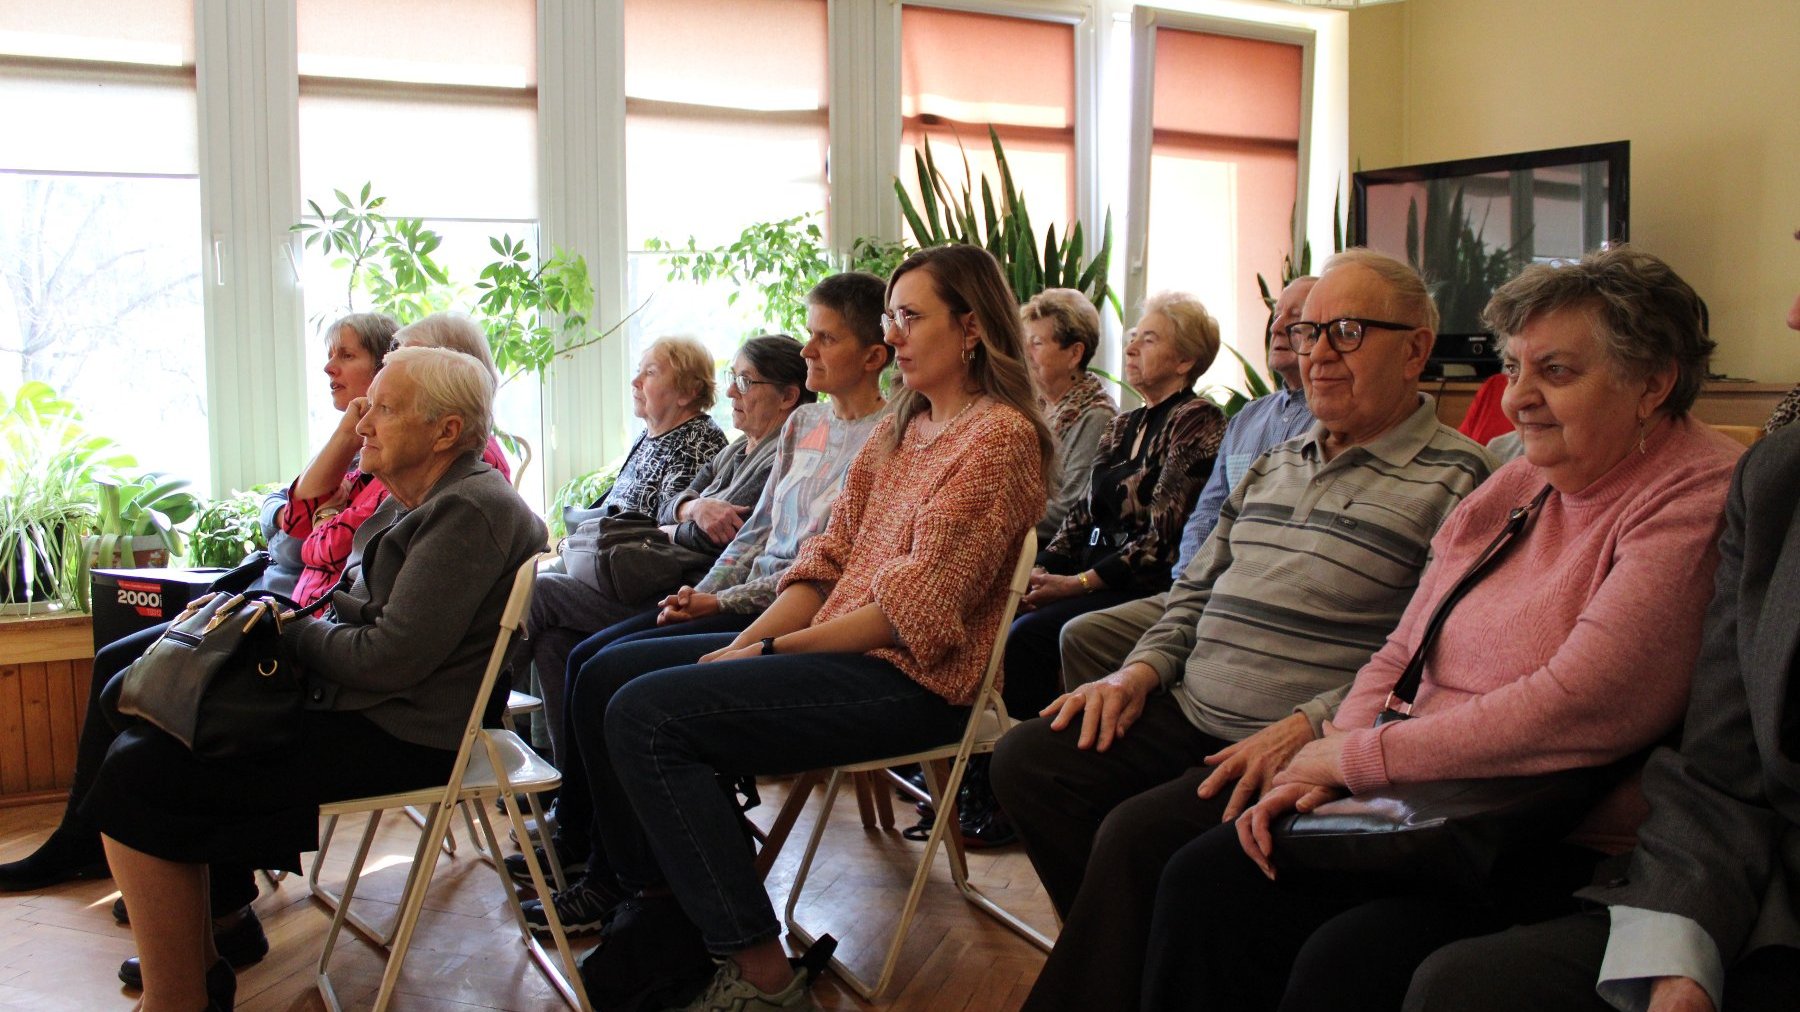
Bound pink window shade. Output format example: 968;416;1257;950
1146;28;1301;383
900;6;1075;231
624;0;828;247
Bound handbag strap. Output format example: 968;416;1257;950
1377;483;1553;724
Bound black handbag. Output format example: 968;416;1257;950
561;509;717;607
116;585;332;759
1273;484;1627;888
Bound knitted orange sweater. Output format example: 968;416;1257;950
781;400;1047;705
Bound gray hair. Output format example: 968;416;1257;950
1022;287;1103;369
1140;291;1222;385
394;312;499;388
645;336;718;412
1321;248;1441;335
329;312;400;368
383;346;493;455
1484;245;1714;416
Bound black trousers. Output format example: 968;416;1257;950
1000;589;1145;719
1408;910;1800;1012
1141;820;1606;1012
990;694;1227;1012
66;624;257;914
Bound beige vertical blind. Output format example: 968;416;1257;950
899;6;1076;236
623;0;829;248
1145;28;1301;379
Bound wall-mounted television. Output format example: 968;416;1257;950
1352;141;1629;377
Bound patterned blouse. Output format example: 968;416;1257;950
1765;382;1800;435
1041;388;1227;593
600;414;729;517
697;402;885;614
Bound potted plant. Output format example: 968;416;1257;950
187;485;278;569
86;472;200;571
0;382;129;613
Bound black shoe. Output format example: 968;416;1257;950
504;835;588;888
118;908;269;990
521;876;623;936
204;957;235;1011
113;895;128;924
0;829;109;892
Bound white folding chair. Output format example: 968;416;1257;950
309;551;590;1012
779;530;1053;1000
460;688;567;888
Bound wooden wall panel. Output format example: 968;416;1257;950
0;616;95;806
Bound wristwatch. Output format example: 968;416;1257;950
760;636;778;655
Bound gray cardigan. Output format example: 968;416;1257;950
659;432;781;553
285;452;548;751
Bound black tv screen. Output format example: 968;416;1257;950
1352;141;1629;376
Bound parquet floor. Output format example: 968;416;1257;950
0;775;1056;1010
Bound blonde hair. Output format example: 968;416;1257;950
383;346;493;455
644;336;717;412
395;312;499;388
1320;248;1441;334
883;245;1056;478
1139;291;1222;385
1021;287;1102;369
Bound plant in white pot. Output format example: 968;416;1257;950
0;382;129;613
86;472;200;571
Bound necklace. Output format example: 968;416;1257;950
916;396;979;445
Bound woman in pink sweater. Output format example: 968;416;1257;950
592;245;1052;1010
1138;247;1743;1012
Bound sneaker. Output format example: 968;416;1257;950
521;877;621;936
678;960;821;1012
504;836;587;887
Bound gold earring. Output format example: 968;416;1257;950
1637;415;1650;456
963;343;976;365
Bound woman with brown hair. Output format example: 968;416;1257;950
575;244;1051;1009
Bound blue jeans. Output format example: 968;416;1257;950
557;613;757;865
602;651;969;953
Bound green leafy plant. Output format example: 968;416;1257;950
548;465;623;540
87;472;200;570
0;382;132;611
897;127;1115;317
1404;182;1522;332
186;484;279;569
292;184;625;386
645;214;839;337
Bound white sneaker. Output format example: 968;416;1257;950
677;960;819;1012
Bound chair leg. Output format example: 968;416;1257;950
488;773;591;1011
315;809;389;1011
785;764;965;1000
852;772;878;828
367;802;462;1011
405;804;456;857
754;770;821;880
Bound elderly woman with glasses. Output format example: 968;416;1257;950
528;335;809;765
1138;246;1744;1012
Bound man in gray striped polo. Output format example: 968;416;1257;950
991;248;1497;1012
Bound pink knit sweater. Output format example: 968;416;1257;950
1333;415;1742;852
780;401;1046;705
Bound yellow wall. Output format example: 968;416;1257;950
1348;0;1800;382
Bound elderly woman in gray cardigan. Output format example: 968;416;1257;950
82;347;546;1012
529;335;810;765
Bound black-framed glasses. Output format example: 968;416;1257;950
722;370;779;395
880;308;961;336
1284;317;1417;355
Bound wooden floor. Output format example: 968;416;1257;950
0;776;1055;1010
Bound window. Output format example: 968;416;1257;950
294;0;544;503
623;0;829;436
1141;26;1304;390
899;7;1076;234
0;1;211;494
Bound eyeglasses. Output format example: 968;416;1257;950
880;308;962;336
721;370;780;395
1283;317;1417;355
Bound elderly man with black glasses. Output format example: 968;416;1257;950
989;248;1497;1012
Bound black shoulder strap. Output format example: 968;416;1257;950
1376;483;1553;724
